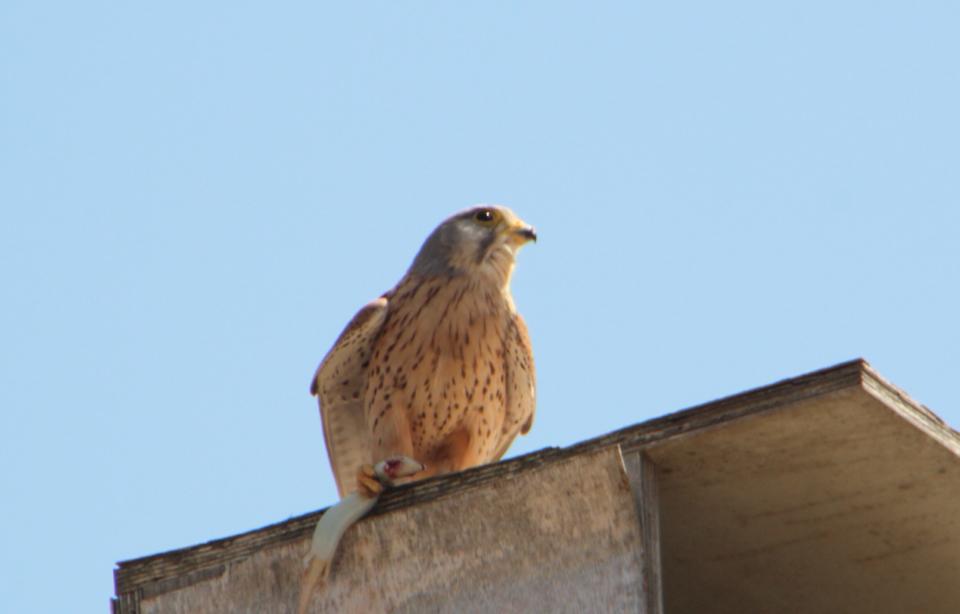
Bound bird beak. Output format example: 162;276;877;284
506;222;537;246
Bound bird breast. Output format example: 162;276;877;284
363;274;513;457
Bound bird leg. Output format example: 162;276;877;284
298;456;424;614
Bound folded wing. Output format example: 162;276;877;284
493;312;536;461
311;297;388;497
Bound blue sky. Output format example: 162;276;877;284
2;2;958;611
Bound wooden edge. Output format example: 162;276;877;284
113;445;614;595
598;358;868;454
114;509;323;595
114;358;890;597
621;449;664;614
860;364;960;458
112;590;140;614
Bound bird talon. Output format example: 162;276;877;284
356;457;425;496
356;469;383;497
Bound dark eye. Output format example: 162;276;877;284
475;209;494;223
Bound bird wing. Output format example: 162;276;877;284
493;312;536;461
311;297;388;498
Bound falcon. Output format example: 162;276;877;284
312;204;537;497
298;206;537;611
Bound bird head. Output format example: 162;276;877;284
409;205;536;284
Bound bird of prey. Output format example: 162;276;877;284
312;204;537;498
298;206;537;612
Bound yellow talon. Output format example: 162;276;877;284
356;467;383;497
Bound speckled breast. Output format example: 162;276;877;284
364;275;512;464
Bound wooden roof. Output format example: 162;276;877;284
114;359;960;613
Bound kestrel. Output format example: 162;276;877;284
312;205;537;497
298;206;536;610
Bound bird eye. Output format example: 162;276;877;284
474;209;495;223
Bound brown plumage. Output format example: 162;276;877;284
311;205;537;497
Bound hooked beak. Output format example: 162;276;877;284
506;222;537;246
517;225;537;243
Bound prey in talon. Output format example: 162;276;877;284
356;456;422;497
298;456;423;614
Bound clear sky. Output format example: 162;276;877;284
2;2;958;612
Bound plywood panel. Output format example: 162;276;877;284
131;446;650;613
649;386;960;614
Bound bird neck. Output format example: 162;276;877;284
408;243;517;295
479;243;517;294
400;253;517;316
